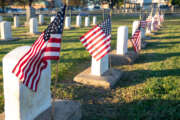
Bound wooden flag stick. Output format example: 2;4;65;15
51;1;68;120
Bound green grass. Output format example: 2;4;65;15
0;15;180;120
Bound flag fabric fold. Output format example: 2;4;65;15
130;29;141;53
80;17;111;61
12;5;66;92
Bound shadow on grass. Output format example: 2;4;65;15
151;36;180;40
136;52;180;64
81;99;180;120
153;41;180;45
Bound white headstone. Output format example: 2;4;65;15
29;18;38;34
92;16;97;25
132;20;140;35
85;16;90;27
158;15;161;26
117;26;128;55
76;15;81;27
140;27;146;39
91;55;109;76
146;20;151;34
14;16;20;28
65;16;71;29
151;17;155;31
0;16;2;32
39;14;44;25
50;16;56;22
3;46;51;120
0;21;12;40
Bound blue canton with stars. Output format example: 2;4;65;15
43;5;66;41
98;16;111;36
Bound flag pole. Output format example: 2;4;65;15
51;1;68;120
109;0;112;71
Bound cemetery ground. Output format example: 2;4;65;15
0;15;180;119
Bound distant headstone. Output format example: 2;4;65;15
140;27;146;39
132;20;140;35
151;17;155;31
39;14;44;25
65;16;71;29
76;15;81;27
3;46;51;120
0;16;3;32
0;16;3;22
91;55;109;76
158;15;161;26
14;16;20;28
29;18;38;34
85;16;90;27
0;21;12;40
146;17;151;34
92;16;97;25
117;26;128;55
50;16;56;22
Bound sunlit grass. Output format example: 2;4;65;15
0;15;179;120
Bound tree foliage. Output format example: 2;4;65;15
171;0;180;6
62;0;85;6
100;0;124;8
61;0;124;7
12;0;34;7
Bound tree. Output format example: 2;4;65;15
101;0;124;9
61;0;86;6
0;0;12;12
171;0;180;6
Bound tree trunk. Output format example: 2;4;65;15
25;6;35;26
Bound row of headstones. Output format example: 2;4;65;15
0;15;97;40
2;22;141;120
92;13;164;76
30;15;97;33
2;14;163;120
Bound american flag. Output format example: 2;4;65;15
130;29;141;53
80;17;111;61
140;20;147;29
12;5;66;92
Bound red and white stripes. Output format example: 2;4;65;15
130;30;141;53
80;25;111;61
12;33;61;91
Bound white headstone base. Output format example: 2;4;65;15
74;67;122;89
109;50;139;66
35;100;82;120
0;100;82;120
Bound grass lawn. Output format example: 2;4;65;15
0;14;180;120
